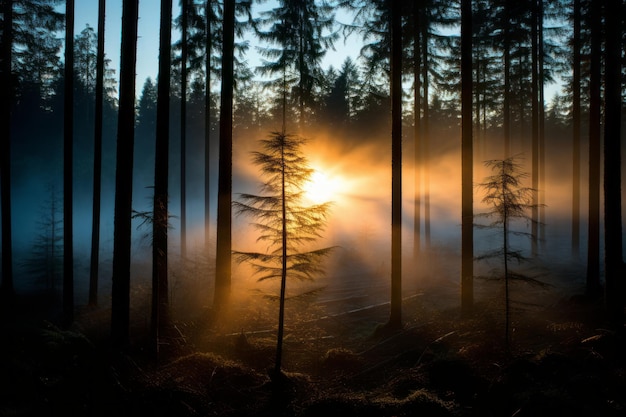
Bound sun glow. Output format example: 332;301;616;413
304;170;341;204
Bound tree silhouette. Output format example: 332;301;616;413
63;0;75;326
214;0;235;311
586;0;601;296
1;0;14;296
111;0;139;351
477;157;544;351
461;0;473;315
89;0;106;306
603;0;623;326
152;0;173;357
389;0;402;330
234;131;334;379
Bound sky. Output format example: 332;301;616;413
71;1;362;96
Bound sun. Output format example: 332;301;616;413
303;170;339;204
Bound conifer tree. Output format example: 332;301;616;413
234;132;334;378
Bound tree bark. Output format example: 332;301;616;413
531;0;539;257
571;0;581;257
389;0;402;329
421;15;431;249
1;0;14;296
89;0;106;307
111;0;139;350
214;0;235;311
204;0;212;254
152;0;173;357
413;0;421;258
603;0;623;324
461;0;473;315
63;0;75;326
503;0;510;158
586;0;601;296
180;0;188;260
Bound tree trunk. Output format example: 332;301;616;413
422;16;431;249
152;0;173;358
413;0;421;258
503;1;510;158
1;0;14;296
180;0;188;260
461;0;473;315
586;0;601;296
389;0;402;329
571;0;581;257
531;0;539;257
538;0;546;248
275;138;288;375
89;0;106;307
214;0;235;311
603;0;623;324
63;0;75;326
111;0;139;350
204;0;212;255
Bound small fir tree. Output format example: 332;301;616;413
476;157;546;351
234;131;334;379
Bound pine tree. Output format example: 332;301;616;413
477;157;544;351
233;131;334;378
255;0;337;131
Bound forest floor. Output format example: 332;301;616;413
1;260;625;416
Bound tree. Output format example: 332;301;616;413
603;0;623;325
571;0;581;257
461;0;473;315
255;0;337;131
586;0;601;296
477;157;543;351
180;0;189;260
22;184;63;291
63;0;75;326
389;0;402;329
1;0;14;295
151;0;173;356
111;0;139;350
214;0;235;311
233;132;334;378
89;0;106;307
530;0;539;257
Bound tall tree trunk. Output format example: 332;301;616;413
111;0;139;350
180;0;188;260
531;0;539;257
603;0;623;324
586;0;601;296
1;0;14;296
274;138;288;376
89;0;106;307
63;0;75;326
152;0;173;358
413;1;421;258
503;1;510;158
422;16;430;249
571;0;581;257
538;0;546;247
204;0;212;254
214;0;235;311
461;0;473;315
389;0;402;329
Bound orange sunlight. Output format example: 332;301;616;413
303;170;342;204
